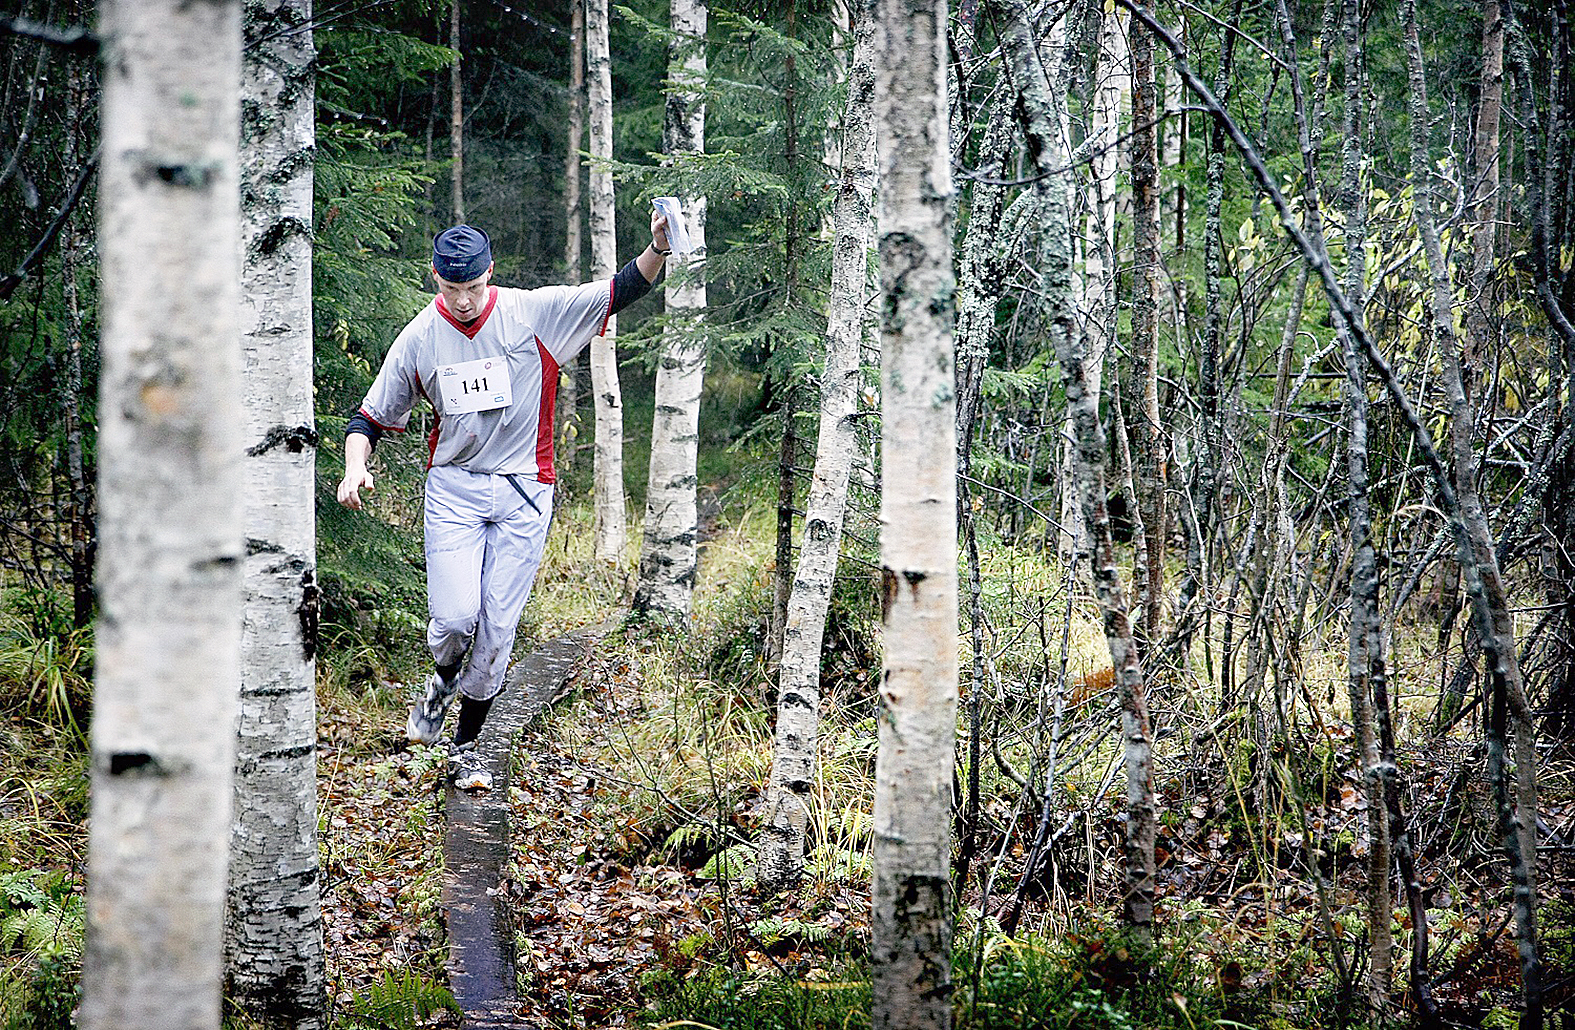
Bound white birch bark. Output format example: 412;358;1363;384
1061;8;1127;560
226;1;324;1025
1161;25;1186;249
633;0;707;622
565;0;585;287
758;0;877;892
84;2;243;1027
586;0;627;562
1332;0;1393;1006
556;0;586;474
870;0;956;1024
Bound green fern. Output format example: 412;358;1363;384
698;843;755;882
662;823;711;853
343;969;459;1029
0;872;82;962
0;871;48;914
2;898;83;962
747;917;836;947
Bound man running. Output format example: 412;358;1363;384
337;211;671;789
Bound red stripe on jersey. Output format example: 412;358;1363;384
435;285;499;338
357;405;406;433
413;380;441;469
598;279;614;337
535;338;560;484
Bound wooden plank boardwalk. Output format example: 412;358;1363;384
440;622;609;1029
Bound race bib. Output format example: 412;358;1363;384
437;356;512;414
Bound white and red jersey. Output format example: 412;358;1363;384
357;279;613;483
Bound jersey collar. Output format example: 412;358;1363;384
435;285;499;339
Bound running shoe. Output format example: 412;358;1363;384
406;671;458;745
449;739;493;791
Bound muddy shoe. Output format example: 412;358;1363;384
406;672;458;745
449;739;493;791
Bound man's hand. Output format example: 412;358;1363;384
636;210;671;283
338;433;376;510
651;208;671;253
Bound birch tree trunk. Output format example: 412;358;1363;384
1128;10;1166;649
1162;29;1186;253
766;3;807;670
870;0;956;1023
84;2;243;1027
1430;0;1504;683
1465;0;1501;429
557;0;586;475
1061;7;1127;562
586;0;627;562
60;45;93;631
226;2;324;1025
951;89;1014;894
758;0;877;893
633;0;707;621
449;0;464;223
1000;0;1155;943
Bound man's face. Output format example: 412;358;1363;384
434;265;493;321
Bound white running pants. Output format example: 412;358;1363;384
423;464;553;702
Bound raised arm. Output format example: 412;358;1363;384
634;207;672;283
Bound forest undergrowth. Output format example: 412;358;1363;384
1;476;1572;1028
495;483;1575;1028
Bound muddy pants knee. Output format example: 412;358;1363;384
423;465;553;702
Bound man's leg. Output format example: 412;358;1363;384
409;466;488;744
452;475;554;709
448;475;553;788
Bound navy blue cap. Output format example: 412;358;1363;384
432;224;493;282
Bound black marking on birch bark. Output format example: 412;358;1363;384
880;233;925;329
259;743;315;762
136;160;220;190
271;144;316;183
236;746;316;775
231;867;318;894
247;423;319;456
223;955;319;1026
246;537;284;556
250;215;312;258
298;567;319;661
888;874;955;1001
240;98;278;144
108;752;162;776
928;286;955;320
241;682;314;698
902;569;928;598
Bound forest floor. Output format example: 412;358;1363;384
311;628;1575;1030
3;493;1574;1028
